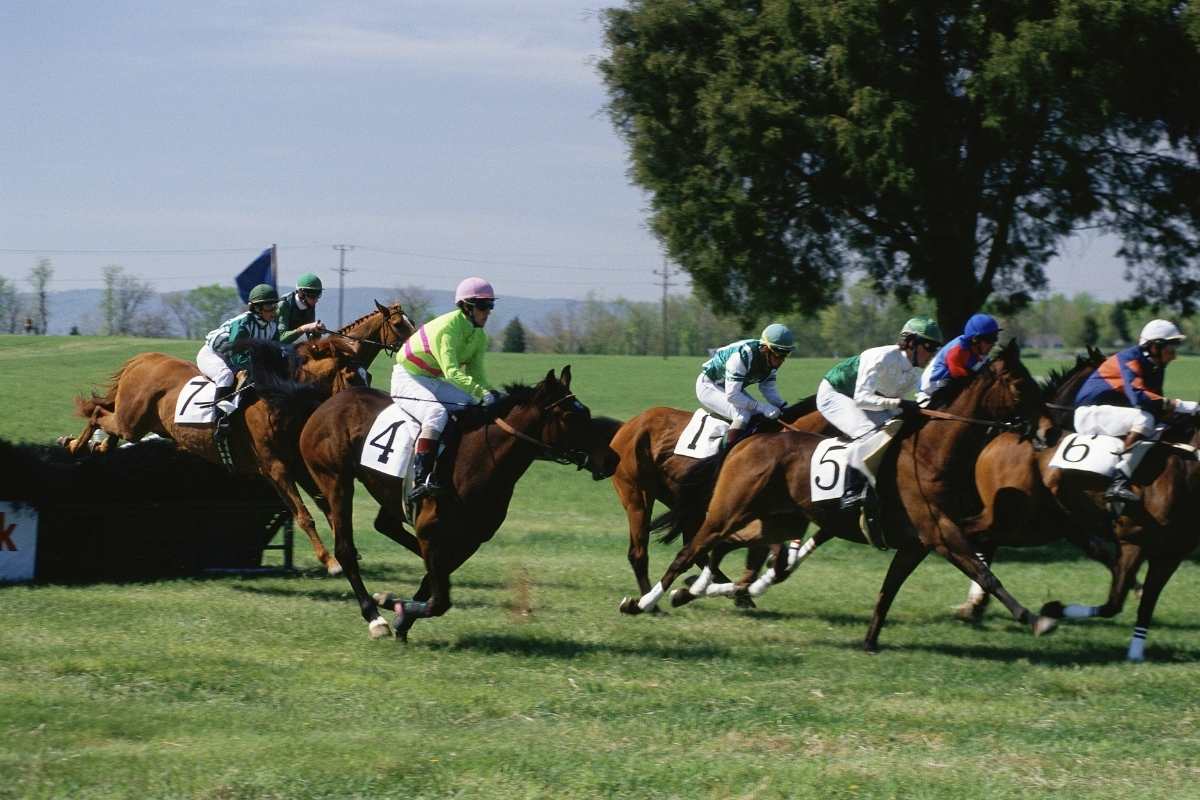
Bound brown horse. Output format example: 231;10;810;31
608;398;830;605
323;300;415;377
294;368;619;640
963;387;1199;661
621;341;1058;651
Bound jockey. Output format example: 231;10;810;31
919;312;1001;399
197;283;281;441
1073;319;1199;503
391;276;500;500
276;273;326;344
697;323;795;449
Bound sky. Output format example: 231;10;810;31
0;1;1134;305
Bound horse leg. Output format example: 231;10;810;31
373;507;421;556
620;521;729;615
937;542;1057;637
331;476;391;639
863;545;929;653
1124;556;1183;662
954;542;998;624
263;461;341;576
670;539;743;608
1041;541;1144;622
616;480;655;596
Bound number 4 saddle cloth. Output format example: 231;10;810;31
361;403;421;479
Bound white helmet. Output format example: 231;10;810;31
1138;319;1186;346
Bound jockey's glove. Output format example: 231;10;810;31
760;404;781;420
1174;399;1199;415
482;390;502;407
898;399;922;419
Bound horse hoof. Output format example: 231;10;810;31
863;641;881;655
325;560;343;577
732;591;756;609
1038;601;1065;619
954;603;985;623
55;435;73;448
670;588;696;608
619;596;643;615
368;617;393;639
1032;615;1058;637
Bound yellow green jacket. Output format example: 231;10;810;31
397;309;492;399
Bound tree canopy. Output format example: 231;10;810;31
600;0;1200;335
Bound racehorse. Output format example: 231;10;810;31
608;397;830;604
322;300;415;377
55;307;412;575
293;367;619;640
620;341;1058;652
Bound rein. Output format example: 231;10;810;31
915;407;1025;432
491;393;590;468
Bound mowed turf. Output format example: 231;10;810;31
2;334;1200;800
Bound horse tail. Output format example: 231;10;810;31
652;448;730;544
74;363;130;419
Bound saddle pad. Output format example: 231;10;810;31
1048;433;1123;476
810;438;851;503
673;410;729;459
360;403;419;478
173;377;238;424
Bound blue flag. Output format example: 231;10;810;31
235;246;277;302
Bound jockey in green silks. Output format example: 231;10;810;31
390;276;501;500
197;283;280;441
276;272;326;344
697;323;796;449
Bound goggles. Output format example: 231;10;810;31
298;289;322;299
469;298;496;311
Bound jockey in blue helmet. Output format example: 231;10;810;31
919;313;1001;399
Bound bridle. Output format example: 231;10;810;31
491;393;593;470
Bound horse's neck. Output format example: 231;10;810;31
919;378;998;463
337;312;384;364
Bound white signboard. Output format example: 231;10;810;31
0;501;38;583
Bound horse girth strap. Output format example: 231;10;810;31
916;407;1023;431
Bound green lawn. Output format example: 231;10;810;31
1;335;1199;799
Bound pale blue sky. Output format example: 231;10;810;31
0;1;1132;303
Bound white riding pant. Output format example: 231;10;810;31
390;365;476;440
196;344;235;388
816;379;894;439
1073;405;1155;438
696;374;757;429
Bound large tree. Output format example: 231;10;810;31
600;0;1200;334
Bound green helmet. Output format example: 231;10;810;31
900;315;943;345
760;323;796;353
296;273;323;293
248;284;279;305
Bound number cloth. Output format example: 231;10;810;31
275;291;317;344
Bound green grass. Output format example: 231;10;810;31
2;335;1200;799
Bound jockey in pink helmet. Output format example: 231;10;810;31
390;277;500;500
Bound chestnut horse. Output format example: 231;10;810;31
294;368;619;640
608;397;831;605
57;303;412;573
621;342;1058;651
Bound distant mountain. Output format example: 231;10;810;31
34;287;598;337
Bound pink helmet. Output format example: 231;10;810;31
455;276;495;304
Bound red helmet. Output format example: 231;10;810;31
455;277;495;304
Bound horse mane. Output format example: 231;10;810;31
336;301;393;334
1040;350;1099;400
294;336;358;362
243;341;328;420
453;382;540;434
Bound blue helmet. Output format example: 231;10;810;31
963;313;1001;339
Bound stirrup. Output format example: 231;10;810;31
1103;477;1140;505
408;479;442;502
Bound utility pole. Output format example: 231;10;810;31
652;259;678;359
332;244;354;328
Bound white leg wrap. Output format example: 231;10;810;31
1127;626;1148;662
638;582;665;611
786;539;817;571
688;567;713;596
966;582;986;603
748;570;776;597
1063;604;1099;619
704;582;737;597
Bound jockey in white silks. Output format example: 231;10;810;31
1072;319;1200;504
816;316;943;512
390;277;501;500
197;283;281;442
696;323;795;449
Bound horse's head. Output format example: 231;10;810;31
978;340;1042;424
579;415;623;480
505;366;612;477
293;337;370;394
371;300;417;356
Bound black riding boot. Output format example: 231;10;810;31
212;384;234;444
1104;431;1145;504
409;448;441;501
840;467;868;510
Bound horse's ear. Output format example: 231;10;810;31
560;365;572;389
374;300;388;314
543;368;557;385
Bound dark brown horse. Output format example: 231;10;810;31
294;368;619;640
620;342;1058;651
964;390;1199;661
608;398;830;605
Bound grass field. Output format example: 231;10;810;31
2;335;1200;799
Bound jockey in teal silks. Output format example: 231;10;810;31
696;323;795;449
390;277;501;500
197;283;280;441
276;272;326;344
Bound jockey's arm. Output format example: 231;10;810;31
944;343;973;378
1118;353;1166;415
435;330;489;400
853;352;902;411
758;373;786;408
723;351;772;414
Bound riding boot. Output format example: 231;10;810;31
839;467;868;510
720;427;747;452
1105;431;1146;504
409;438;442;501
212;384;235;444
